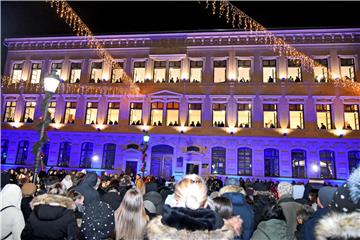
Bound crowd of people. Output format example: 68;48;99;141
1;166;359;240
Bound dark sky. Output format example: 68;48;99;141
2;1;360;72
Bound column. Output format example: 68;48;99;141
80;59;90;84
120;96;130;126
202;95;211;127
333;97;344;130
278;97;288;129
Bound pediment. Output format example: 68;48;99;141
149;90;182;97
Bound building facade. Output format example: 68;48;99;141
1;28;360;182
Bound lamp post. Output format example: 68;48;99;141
140;131;150;177
33;70;61;183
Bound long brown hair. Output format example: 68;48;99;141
115;188;148;240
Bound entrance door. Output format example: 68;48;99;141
125;161;138;176
150;145;174;178
186;163;199;174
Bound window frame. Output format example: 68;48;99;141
291;149;307;178
15;140;29;165
237;147;252;176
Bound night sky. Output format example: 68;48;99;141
2;1;360;72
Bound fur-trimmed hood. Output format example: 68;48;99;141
30;193;76;210
146;215;235;240
315;211;360;240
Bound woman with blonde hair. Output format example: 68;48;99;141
115;188;149;240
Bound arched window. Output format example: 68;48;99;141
58;142;71;167
319;150;336;179
264;148;279;177
127;144;139;150
238;147;252;176
211;147;226;175
80;142;93;168
1;139;9;164
41;142;50;166
291;149;306;178
186;146;200;153
102;143;116;169
16;140;29;165
348;151;360;173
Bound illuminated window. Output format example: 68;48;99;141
288;59;302;82
169;61;181;82
188;103;202;127
237;104;251;128
344;104;359;130
237;60;251;82
102;143;116;169
48;102;56;123
111;62;124;83
340;58;356;81
238;148;252;176
1;139;9;164
90;62;103;83
16;140;29;165
69;63;82;83
51;62;62;77
214;60;227;83
106;102;119;125
80;142;93;168
264;148;279;177
314;59;328;82
289;104;304;129
41;142;50;166
212;103;226;127
190;60;203;82
85;102;98;124
154;61;166;83
211;146;226;175
58;142;71;167
11;63;23;83
319;150;336;179
3;101;16;122
348;151;360;173
166;102;179;126
263;60;276;83
316;104;332;129
292;149;306;178
129;102;142;125
133;61;146;83
30;63;42;84
63;102;76;124
263;104;277;128
22;101;36;123
151;102;164;126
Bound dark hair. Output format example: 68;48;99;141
67;189;83;201
262;201;286;221
212;196;233;219
296;204;314;222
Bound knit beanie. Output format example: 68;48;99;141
22;183;37;196
318;186;337;207
278;182;293;197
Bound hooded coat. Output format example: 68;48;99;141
278;195;302;234
251;219;294;240
146;204;235;240
0;184;25;240
21;194;79;240
144;191;164;215
73;172;100;204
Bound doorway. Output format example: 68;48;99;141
125;161;138;176
150;145;174;179
186;163;199;174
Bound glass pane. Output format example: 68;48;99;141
188;110;201;126
263;67;276;82
134;68;146;82
190;68;202;82
214;68;226;83
166;110;179;126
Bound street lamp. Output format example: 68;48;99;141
33;70;62;183
143;131;150;143
140;131;150;177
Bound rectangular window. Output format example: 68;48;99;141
166;102;179;126
314;59;328;82
69;63;82;83
263;60;277;83
316;104;332;129
238;148;252;176
320;150;336;179
188;103;202;127
344;104;359;130
90;62;103;83
30;63;42;83
263;104;277;128
237;60;251;82
169;61;181;82
292;150;307;178
64;102;76;124
154;61;166;83
238;104;251;128
48;102;56;123
340;58;356;81
3;101;16;122
11;63;23;83
51;62;62;77
16;140;29;165
111;62;124;83
212;103;226;127
289;104;304;129
23;101;36;123
190;61;203;83
214;60;227;83
211;147;226;175
58;142;71;167
133;61;146;83
130;102;142;125
85;102;98;124
106;102;120;125
151;102;164;126
288;59;302;82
